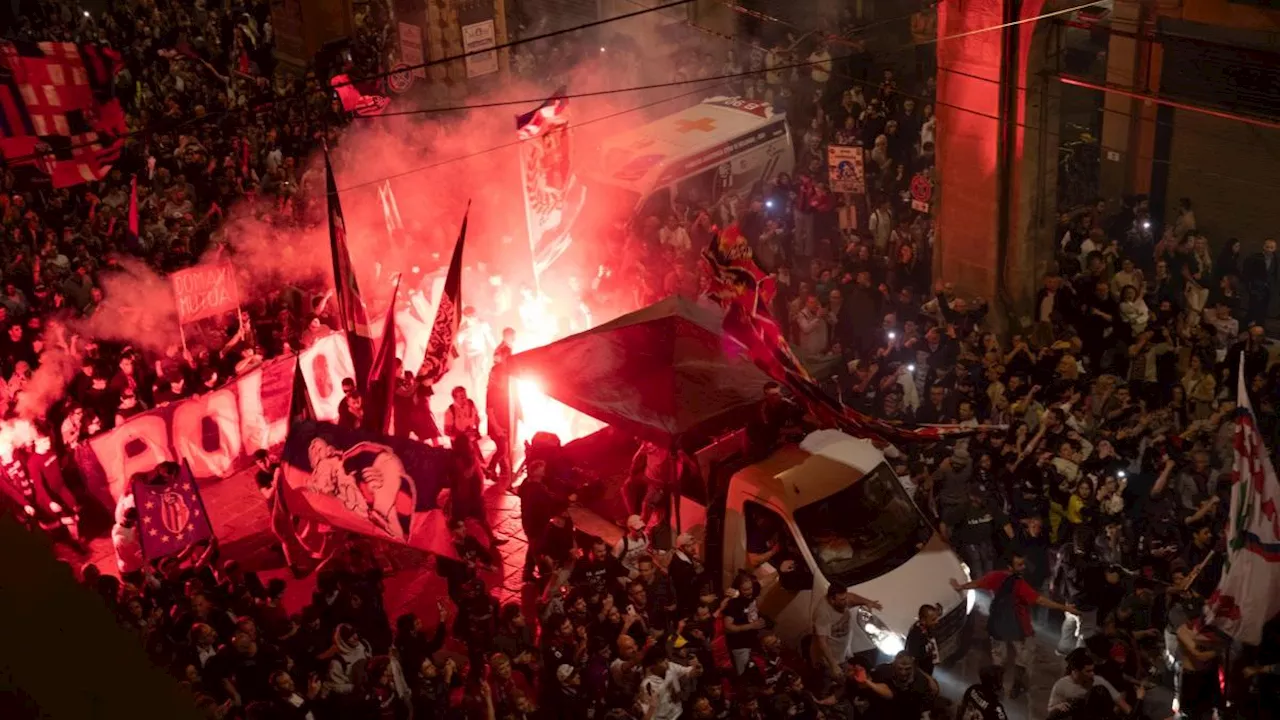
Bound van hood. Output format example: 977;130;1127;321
847;535;966;634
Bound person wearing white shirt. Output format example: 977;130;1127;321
111;506;145;583
1048;649;1137;716
637;648;701;720
659;216;691;252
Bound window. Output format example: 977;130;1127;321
792;462;933;586
743;500;813;592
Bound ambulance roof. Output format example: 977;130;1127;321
591;96;785;194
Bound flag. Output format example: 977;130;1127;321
131;463;213;560
290;356;315;425
418;203;469;383
330;73;390;117
701;231;987;447
365;276;401;433
0;40;128;188
1204;359;1280;644
324;148;375;392
279;421;455;557
515;86;568;139
124;174;139;253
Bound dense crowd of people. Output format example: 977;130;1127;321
6;1;1280;720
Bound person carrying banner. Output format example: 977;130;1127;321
254;450;325;577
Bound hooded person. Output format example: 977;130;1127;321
325;623;373;694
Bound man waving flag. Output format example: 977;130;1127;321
324;147;375;391
1205;359;1280;644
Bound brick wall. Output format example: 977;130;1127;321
1165;110;1280;253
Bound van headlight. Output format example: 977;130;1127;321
959;562;977;614
855;606;905;656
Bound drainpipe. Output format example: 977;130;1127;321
995;0;1022;320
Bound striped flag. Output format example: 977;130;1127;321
1205;358;1280;644
418;203;468;383
324;148;375;392
0;40;127;188
131;463;213;560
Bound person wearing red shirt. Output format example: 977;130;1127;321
950;551;1077;699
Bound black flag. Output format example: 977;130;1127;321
418;203;469;383
289;357;315;426
324;147;375;392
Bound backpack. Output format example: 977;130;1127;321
986;573;1027;642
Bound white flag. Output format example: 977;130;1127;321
1205;357;1280;644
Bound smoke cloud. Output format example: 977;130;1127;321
14;15;730;426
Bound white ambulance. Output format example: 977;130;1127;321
581;96;795;221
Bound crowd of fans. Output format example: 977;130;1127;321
6;1;1280;720
0;0;422;462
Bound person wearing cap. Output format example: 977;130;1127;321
552;663;595;719
614;514;651;576
667;533;705;616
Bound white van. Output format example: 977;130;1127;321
696;429;975;661
581;96;795;222
572;428;974;662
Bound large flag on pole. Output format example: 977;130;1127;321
701;227;988;447
418;203;469;383
365;276;401;433
131;462;213;560
1204;358;1280;645
324;147;375;392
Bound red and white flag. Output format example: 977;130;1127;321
1205;358;1280;644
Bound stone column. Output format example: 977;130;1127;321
935;0;1064;325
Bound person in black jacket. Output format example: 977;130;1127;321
516;460;573;582
392;602;448;683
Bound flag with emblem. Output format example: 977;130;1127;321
324;147;375;392
417;203;468;383
131;462;213;560
0;40;128;188
1205;358;1280;644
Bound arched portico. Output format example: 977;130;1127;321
935;0;1069;326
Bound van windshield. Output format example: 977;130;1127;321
792;462;934;587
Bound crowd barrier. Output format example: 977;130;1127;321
76;334;355;511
